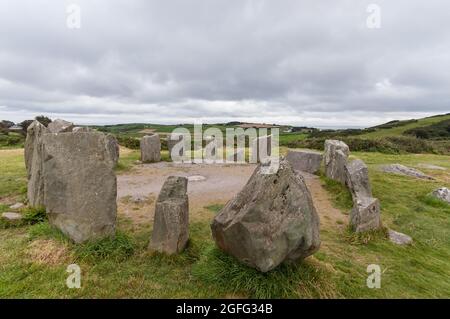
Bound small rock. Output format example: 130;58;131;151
430;187;450;204
187;175;206;182
380;164;434;180
388;229;413;245
1;212;23;221
10;203;24;210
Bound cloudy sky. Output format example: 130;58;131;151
0;0;449;128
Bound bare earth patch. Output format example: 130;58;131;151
27;239;72;266
117;162;256;225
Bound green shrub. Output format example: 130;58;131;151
22;206;47;225
116;136;140;149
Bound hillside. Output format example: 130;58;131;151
359;114;450;139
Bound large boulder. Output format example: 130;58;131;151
380;164;434;180
324;140;349;184
430;187;450;204
141;134;161;163
47;119;74;133
345;159;372;198
42;132;117;243
211;159;320;272
350;197;381;233
149;176;189;254
286;149;323;174
24;120;48;207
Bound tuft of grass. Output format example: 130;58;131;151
344;226;389;245
74;232;135;262
28;222;69;243
192;245;335;299
22;206;47;225
419;194;450;210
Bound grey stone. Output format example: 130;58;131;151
149;176;189;254
388;229;413;245
380;164;435;180
211;159;320;272
286;149;323;174
24;120;49;207
430;187;450;204
72;126;92;133
105;134;120;165
141;134;161;163
187;175;206;182
345;159;372;198
42;132;117;243
1;212;23;222
350;197;381;233
47;119;74;133
10;203;24;210
324;140;349;184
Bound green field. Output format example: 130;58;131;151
0;147;449;298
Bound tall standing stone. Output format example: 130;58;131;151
141;134;161;163
286;149;323;174
324;140;349;184
211;159;320;272
149;176;189;254
345;159;381;232
24;121;48;207
42;132;117;243
47;119;74;133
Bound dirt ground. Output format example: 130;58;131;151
117;162;348;228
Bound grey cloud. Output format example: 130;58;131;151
0;0;449;126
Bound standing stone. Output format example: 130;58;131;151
106;134;120;165
211;159;320;272
42;132;117;243
286;149;323;174
141;134;161;163
430;187;450;204
345;159;372;198
149;176;189;254
324;140;349;184
24;120;48;207
47;119;74;133
350;197;381;233
345;159;381;232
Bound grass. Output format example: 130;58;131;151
0;149;27;200
359;114;450;139
0;148;449;298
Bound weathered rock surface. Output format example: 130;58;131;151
149;176;189;254
324;140;349;184
345;159;372;199
388;229;413;245
345;159;381;232
286;149;323;174
430;187;450;204
141;134;161;163
350;197;381;233
72;126;92;133
47;119;74;133
42;132;117;243
380;164;435;180
211;159;320;272
24;120;49;207
105;134;120;165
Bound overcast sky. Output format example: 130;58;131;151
0;0;449;128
